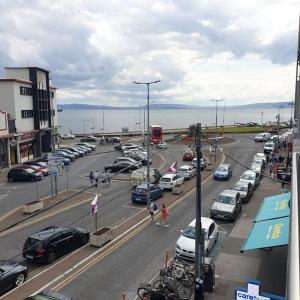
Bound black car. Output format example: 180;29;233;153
114;143;122;151
24;290;72;300
104;161;139;173
7;167;43;182
0;261;28;295
80;136;98;142
22;226;89;264
124;153;151;166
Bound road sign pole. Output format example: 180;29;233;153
66;166;69;192
50;175;54;201
54;175;58;197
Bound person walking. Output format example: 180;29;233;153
94;173;99;188
269;162;273;178
89;171;94;185
150;200;157;222
156;203;169;227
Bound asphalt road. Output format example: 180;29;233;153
0;133;268;299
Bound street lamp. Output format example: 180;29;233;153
133;80;160;209
83;119;89;138
210;99;223;162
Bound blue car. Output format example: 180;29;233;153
213;164;232;180
131;183;164;204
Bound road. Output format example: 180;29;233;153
0;133;285;299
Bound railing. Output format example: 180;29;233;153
286;150;300;299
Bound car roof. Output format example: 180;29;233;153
219;164;230;168
136;183;155;189
179;165;192;169
188;217;214;229
30;226;67;240
219;189;239;197
242;169;256;176
234;180;249;187
162;173;176;178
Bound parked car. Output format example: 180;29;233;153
231;180;253;203
191;158;207;170
27;161;49;168
7;167;43;182
76;145;91;154
210;190;242;221
130;167;161;187
131;183;164;204
24;290;72;300
22;226;89;264
80;136;99;142
240;170;260;189
0;261;27;295
75;142;96;151
60;133;75;140
183;150;195;161
114;157;142;168
61;146;85;157
177;165;196;180
104;162;139;173
123;148;147;156
175;217;218;260
156;142;168;149
253;154;266;168
114;143;122;151
213;164;232;180
159;173;184;190
124;153;151;166
23;164;48;176
250;162;263;178
59;148;79;158
121;143;138;152
54;150;75;161
122;146;144;154
264;142;275;154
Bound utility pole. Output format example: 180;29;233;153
133;80;160;209
211;99;223;162
194;123;205;300
277;113;280;150
261;112;264;126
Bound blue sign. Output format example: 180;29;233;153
48;170;58;176
235;280;285;300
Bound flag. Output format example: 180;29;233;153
166;161;177;173
91;194;98;216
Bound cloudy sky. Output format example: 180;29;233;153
0;0;298;107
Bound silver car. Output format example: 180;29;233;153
191;158;207;170
177;165;196;180
210;190;242;221
231;180;253;203
240;170;260;189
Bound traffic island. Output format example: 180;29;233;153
90;227;114;247
23;200;44;214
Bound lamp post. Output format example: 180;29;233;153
83;119;89;138
133;80;160;209
211;99;223;162
261;112;264;126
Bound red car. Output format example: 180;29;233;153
183;151;195;161
23;164;48;176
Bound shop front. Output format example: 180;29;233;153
19;132;36;163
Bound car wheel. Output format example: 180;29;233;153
30;177;36;182
15;273;26;287
47;252;57;264
214;232;219;244
8;176;13;182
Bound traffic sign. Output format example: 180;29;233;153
48;170;58;176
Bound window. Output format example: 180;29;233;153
20;86;32;96
21;110;34;118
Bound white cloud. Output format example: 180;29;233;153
0;0;298;106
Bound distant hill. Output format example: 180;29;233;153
58;101;292;110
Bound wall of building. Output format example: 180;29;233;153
0;82;16;119
51;88;59;127
5;68;30;81
13;83;35;133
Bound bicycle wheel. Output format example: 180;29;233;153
177;283;193;300
181;271;195;287
137;286;150;299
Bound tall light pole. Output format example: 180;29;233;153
133;80;160;209
211;99;223;162
83;119;89;138
261;112;264;126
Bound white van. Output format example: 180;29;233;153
254;133;271;142
130;167;161;187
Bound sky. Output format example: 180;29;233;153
0;0;298;107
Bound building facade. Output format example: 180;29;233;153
0;67;59;168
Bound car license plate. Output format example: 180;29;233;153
135;198;141;201
26;255;33;259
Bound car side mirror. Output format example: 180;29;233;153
213;198;216;201
180;230;183;233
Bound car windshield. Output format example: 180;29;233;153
161;177;171;182
178;167;188;172
216;195;236;205
217;167;227;172
24;168;35;174
241;173;254;180
265;143;274;147
233;184;247;192
183;226;208;240
135;188;146;194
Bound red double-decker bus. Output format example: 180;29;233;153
150;125;163;144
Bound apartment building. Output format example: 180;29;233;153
0;67;59;168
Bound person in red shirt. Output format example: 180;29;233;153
156;203;169;227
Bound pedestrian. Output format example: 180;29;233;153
89;171;94;185
105;171;111;183
266;154;270;164
150;200;157;222
269;162;273;178
156;203;169;227
94;173;99;188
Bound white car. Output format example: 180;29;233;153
177;165;196;180
159;173;184;190
75;142;96;151
254;133;271;142
121;143;138;152
123;148;147;156
114;157;142;168
254;153;266;163
264;142;275;154
192;158;207;170
175;217;218;260
240;170;260;189
250;163;263;178
156;142;168;149
60;133;75;139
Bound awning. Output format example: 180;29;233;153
241;217;290;252
255;192;290;222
